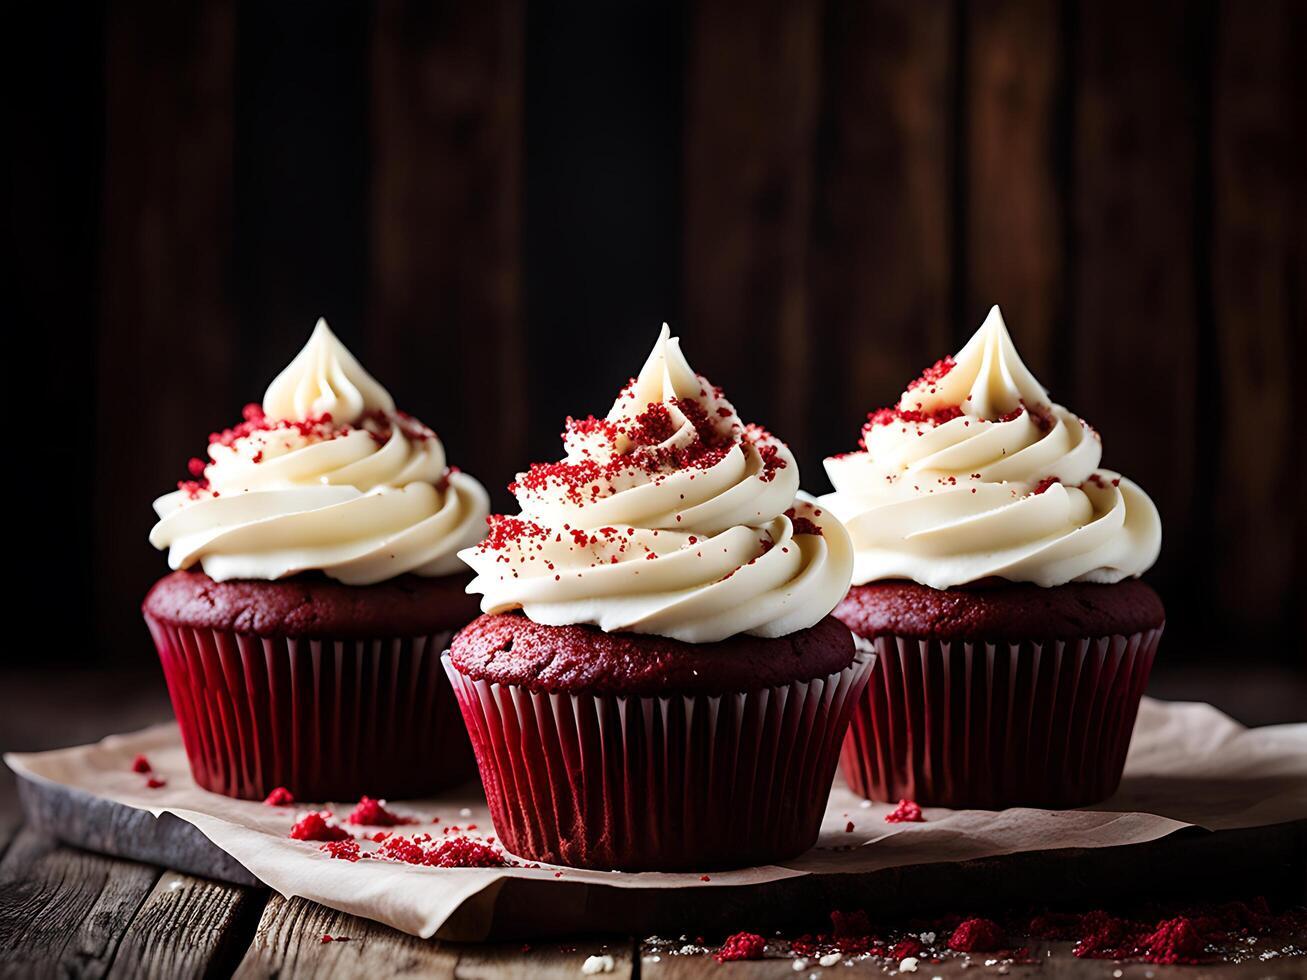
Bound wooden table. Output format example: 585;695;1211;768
2;667;1304;979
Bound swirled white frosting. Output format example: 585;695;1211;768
820;306;1161;589
459;325;853;643
149;319;489;584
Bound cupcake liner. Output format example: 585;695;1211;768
443;652;874;871
145;616;476;801
840;627;1163;809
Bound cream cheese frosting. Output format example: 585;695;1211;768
459;325;853;643
820;306;1161;589
149;319;489;584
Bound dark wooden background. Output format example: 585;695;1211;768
14;1;1305;671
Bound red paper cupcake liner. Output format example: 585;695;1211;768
840;627;1162;809
443;652;874;871
145;616;476;801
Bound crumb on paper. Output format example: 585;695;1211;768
580;953;614;974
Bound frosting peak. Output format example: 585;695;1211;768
150;320;488;585
460;325;852;643
262;318;394;425
904;306;1049;419
822;306;1161;589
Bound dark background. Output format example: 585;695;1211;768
12;3;1305;706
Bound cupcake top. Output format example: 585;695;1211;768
149;319;489;585
459;325;852;643
820;306;1161;590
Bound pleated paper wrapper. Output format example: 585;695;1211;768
145;617;474;801
443;652;875;870
841;628;1162;808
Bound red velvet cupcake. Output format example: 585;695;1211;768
452;326;869;870
144;319;489;800
821;307;1164;809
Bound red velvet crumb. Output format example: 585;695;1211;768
263;786;294;807
885;799;925;823
131;754;152;774
145;776;166;789
320;934;350;944
289;812;352;842
346;796;415;827
716;932;766;962
320;839;361;862
949;918;1007;952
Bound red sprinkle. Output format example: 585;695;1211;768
263;786;294;807
949;918;1007;953
885;799;925;824
346;796;415;827
716;932;766;962
289;812;352;842
131;754;152;774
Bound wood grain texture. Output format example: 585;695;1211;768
456;938;634;978
234;893;458;979
1072;0;1202;601
95;0;238;660
808;0;955;471
1210;0;1304;634
0;830;159;979
683;0;822;449
964;0;1065;386
107;872;262;979
368;0;526;492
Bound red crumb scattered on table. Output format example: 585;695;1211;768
885;799;925;823
949;918;1007;952
346;796;416;827
716;932;766;962
145;776;166;789
289;812;352;842
890;938;924;959
262;786;294;806
131;754;152;774
699;875;711;882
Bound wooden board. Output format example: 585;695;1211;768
15;770;260;888
15;767;1304;940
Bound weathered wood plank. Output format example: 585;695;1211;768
368;0;526;494
234;894;458;979
0;829;159;979
96;0;238;660
964;0;1065;386
684;0;822;449
808;0;955;466
1071;0;1201;596
1210;0;1304;639
106;872;263;979
456;938;634;979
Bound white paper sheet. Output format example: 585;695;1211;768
6;698;1305;939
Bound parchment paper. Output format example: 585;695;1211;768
6;698;1304;940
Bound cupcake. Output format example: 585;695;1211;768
144;319;490;800
821;307;1163;809
449;326;870;870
